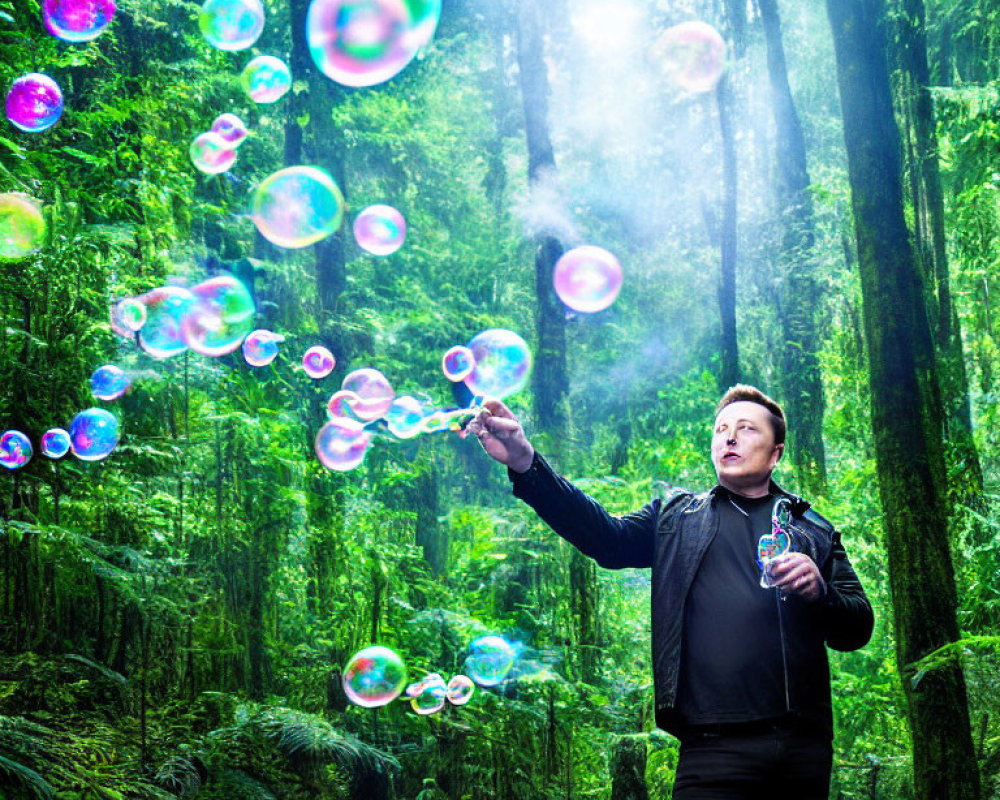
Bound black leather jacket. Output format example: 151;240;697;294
510;452;874;737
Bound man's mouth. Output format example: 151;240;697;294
722;452;741;462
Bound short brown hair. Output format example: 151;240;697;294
715;384;786;445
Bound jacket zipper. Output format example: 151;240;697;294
774;589;790;711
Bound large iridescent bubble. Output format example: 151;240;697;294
341;368;394;421
41;428;71;459
199;0;264;50
69;408;119;461
463;329;532;399
210;113;248;148
353;204;406;256
464;635;516;687
6;73;63;133
303;345;336;379
137;286;196;359
242;329;284;367
190;132;236;175
315;416;371;471
446;674;474;706
0;430;32;470
90;364;131;401
181;275;256;357
251;166;345;249
241;55;291;103
342;645;407;708
651;20;726;94
306;0;442;88
42;0;116;42
0;193;45;261
553;245;623;313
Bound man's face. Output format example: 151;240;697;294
711;400;783;495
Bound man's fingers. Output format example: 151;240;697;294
484;416;521;436
481;397;516;420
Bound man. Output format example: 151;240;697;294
469;384;873;800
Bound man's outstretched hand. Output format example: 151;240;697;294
467;398;535;474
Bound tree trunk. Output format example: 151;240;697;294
516;0;568;442
569;548;599;683
824;2;981;798
716;71;739;391
758;0;828;495
896;0;983;502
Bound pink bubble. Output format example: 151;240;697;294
651;20;726;93
315;416;371;471
210;112;248;147
1;430;32;470
303;345;336;379
181;275;256;357
306;0;442;88
41;428;71;459
442;345;475;382
353;204;406;256
326;389;362;420
190;132;236;175
341;367;394;421
552;245;623;313
6;73;63;133
43;0;116;42
242;329;284;367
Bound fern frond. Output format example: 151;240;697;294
0;753;54;799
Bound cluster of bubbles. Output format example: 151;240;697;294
199;0;264;50
42;0;116;42
1;408;121;469
553;245;623;313
306;0;442;88
251;166;346;248
650;20;727;94
6;73;63;133
353;204;407;256
0;193;46;261
341;635;516;712
241;55;292;103
190;113;248;175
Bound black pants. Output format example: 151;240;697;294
672;724;832;799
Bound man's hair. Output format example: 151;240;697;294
715;384;786;445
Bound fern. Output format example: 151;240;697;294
0;754;54;800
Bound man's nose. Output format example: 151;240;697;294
726;436;737;446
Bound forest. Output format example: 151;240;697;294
2;0;1000;797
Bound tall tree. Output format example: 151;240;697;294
825;1;981;798
758;0;828;495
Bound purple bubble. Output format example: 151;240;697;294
353;204;406;256
41;428;71;459
442;345;475;382
90;364;131;401
6;73;63;133
552;245;623;313
69;408;119;461
43;0;116;42
1;430;32;470
242;329;284;367
315;416;371;471
210;112;248;147
303;345;336;379
190;131;236;175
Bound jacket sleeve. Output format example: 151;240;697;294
815;529;874;651
509;452;656;569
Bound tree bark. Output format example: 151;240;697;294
824;1;981;798
758;0;828;495
716;71;739;392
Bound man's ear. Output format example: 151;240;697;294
773;443;784;464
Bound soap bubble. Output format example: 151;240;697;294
409;673;447;715
341;367;394;421
90;364;131;401
241;55;291;103
42;0;116;42
306;0;442;88
342;645;407;708
0;430;32;470
651;20;726;94
553;245;623;313
326;389;362;420
446;674;475;706
6;73;63;133
463;329;532;399
0;193;45;261
117;298;147;332
385;395;424;439
465;635;515;687
251;166;345;248
199;0;264;50
210;112;248;147
69;408;119;461
181;275;256;357
353;204;406;256
242;329;284;367
41;428;71;459
303;345;336;379
315;416;371;471
190;131;236;174
442;345;475;382
137;285;197;359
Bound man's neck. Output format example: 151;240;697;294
719;479;771;498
